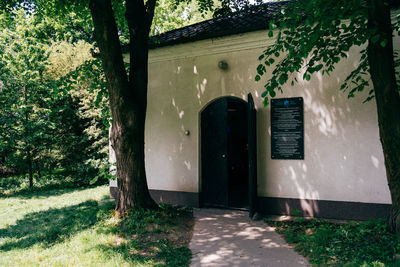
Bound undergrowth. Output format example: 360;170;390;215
104;203;194;266
266;218;399;266
0;173;107;197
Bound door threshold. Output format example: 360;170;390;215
201;205;249;211
228;206;249;211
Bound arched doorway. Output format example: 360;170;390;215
200;95;257;212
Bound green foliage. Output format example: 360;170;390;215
267;218;399;266
46;42;110;184
151;0;212;35
256;0;399;105
0;173;78;196
0;10;56;177
0;0;214;187
0;8;109;186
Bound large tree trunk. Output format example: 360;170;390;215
89;0;157;214
367;0;400;233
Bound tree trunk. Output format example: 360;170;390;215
367;0;400;233
27;150;33;188
35;161;41;179
89;0;157;213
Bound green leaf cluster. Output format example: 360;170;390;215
256;0;400;105
151;0;212;36
0;8;109;186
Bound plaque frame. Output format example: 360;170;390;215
271;97;304;160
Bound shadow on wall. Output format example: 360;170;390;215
257;197;391;220
146;57;256;192
256;51;390;217
147;51;390;215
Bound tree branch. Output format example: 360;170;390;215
145;0;157;32
125;0;155;88
89;0;128;101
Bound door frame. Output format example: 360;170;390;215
199;96;257;211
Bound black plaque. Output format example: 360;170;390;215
271;97;304;159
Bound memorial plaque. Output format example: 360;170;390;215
271;97;304;159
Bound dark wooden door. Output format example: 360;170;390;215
201;98;229;207
248;93;258;218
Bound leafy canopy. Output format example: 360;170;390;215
0;7;109;184
255;0;400;105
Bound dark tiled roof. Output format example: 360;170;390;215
147;2;287;49
118;0;400;52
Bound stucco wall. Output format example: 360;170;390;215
144;29;394;205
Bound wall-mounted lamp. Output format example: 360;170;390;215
218;60;229;70
185;130;190;136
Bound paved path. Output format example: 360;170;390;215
189;208;309;267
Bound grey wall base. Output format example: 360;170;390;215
150;190;199;207
109;187;391;220
110;186;118;199
256;196;391;221
109;187;199;207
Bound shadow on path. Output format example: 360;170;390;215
189;208;309;267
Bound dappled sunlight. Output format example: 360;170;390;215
184;160;191;170
147;49;263;193
303;89;338;136
236;226;265;240
300;199;319;217
256;56;390;212
146;32;391;211
261;239;283;248
371;155;380;169
145;60;200;192
190;208;308;266
282;165;321;212
200;78;207;94
199;217;217;221
171;97;185;119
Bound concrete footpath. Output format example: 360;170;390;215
189;208;309;267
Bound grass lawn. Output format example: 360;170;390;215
0;185;194;266
266;217;399;267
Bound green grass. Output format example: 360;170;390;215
0;185;193;266
266;218;399;266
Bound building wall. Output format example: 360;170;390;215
144;29;393;212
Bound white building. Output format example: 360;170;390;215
111;3;398;220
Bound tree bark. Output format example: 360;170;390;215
367;0;400;233
27;149;33;188
35;161;41;179
89;0;157;213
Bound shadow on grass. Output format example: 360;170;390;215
0;199;109;251
95;238;192;266
95;205;193;267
